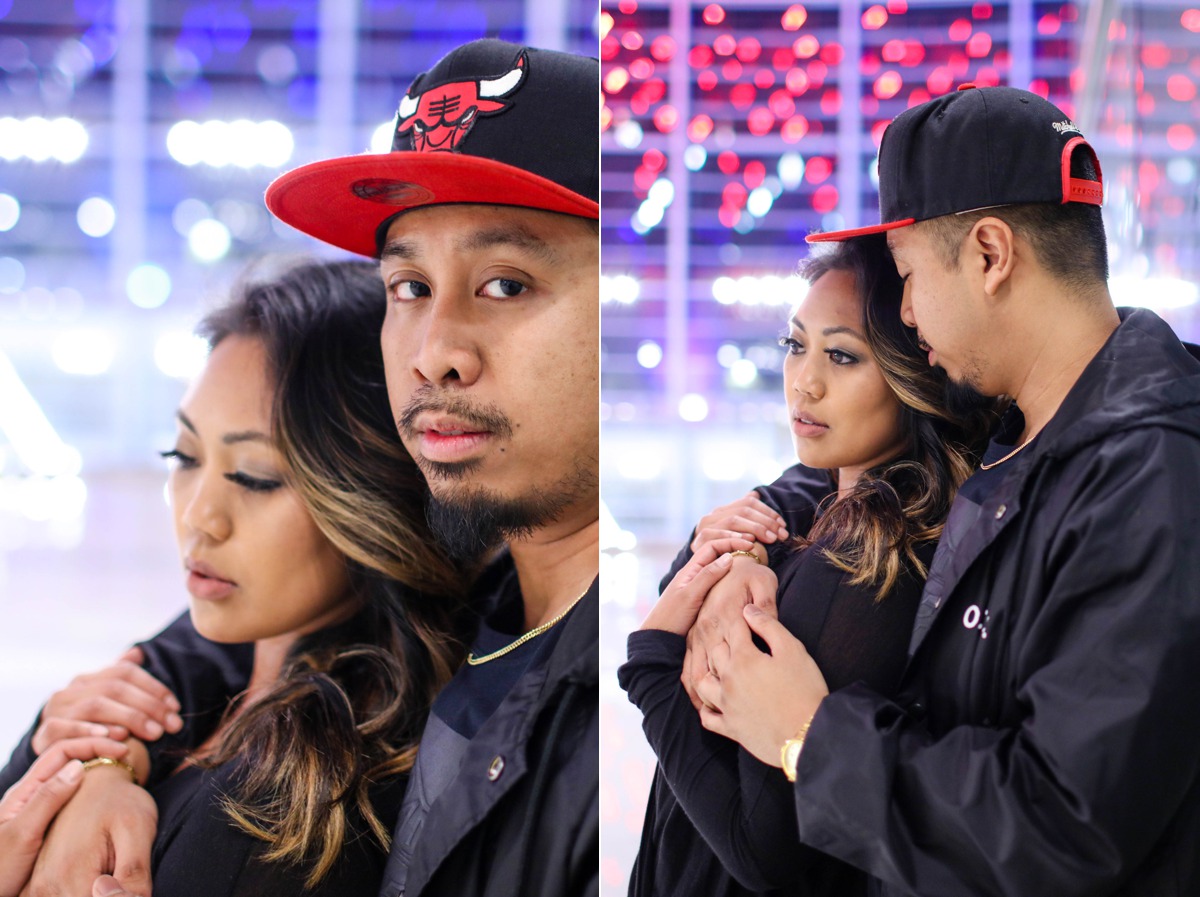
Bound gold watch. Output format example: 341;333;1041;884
780;717;814;783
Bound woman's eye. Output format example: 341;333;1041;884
391;280;431;301
778;336;804;356
160;448;197;469
826;349;858;365
225;472;283;493
480;278;527;299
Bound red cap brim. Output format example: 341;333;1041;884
805;217;916;243
265;153;599;258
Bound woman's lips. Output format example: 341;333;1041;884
186;570;236;601
791;416;830;438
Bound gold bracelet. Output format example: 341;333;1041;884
780;717;814;783
728;549;762;564
81;756;138;784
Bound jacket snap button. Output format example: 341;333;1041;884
487;756;505;782
994;504;1007;520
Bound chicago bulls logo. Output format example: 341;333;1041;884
394;51;527;153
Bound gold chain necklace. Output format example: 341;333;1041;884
466;587;590;666
979;431;1038;470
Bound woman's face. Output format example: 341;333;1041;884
166;334;353;645
782;269;908;491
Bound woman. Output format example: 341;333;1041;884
619;234;996;896
1;260;473;895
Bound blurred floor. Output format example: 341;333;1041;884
0;469;183;760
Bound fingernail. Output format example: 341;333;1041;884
166;694;182;712
744;604;762;616
58;759;83;784
95;875;125;897
145;720;163;738
87;723;109;736
166;713;183;732
716;553;733;567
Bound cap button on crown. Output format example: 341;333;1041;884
957;82;977;91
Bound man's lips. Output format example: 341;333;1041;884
414;416;495;463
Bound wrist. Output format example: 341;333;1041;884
780;700;823;782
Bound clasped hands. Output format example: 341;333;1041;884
640;492;830;768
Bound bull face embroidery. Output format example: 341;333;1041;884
394;51;527;152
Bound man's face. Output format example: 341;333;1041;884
379;204;599;556
890;225;990;394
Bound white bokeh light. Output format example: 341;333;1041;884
52;330;116;376
188;218;232;262
126;264;171;309
76;196;116;238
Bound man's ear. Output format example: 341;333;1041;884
968;217;1016;298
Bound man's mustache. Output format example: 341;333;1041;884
396;387;514;440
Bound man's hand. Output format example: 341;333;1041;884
23;758;157;897
640;541;742;637
681;558;779;711
34;647;182;753
695;605;829;766
92;877;142;897
0;736;129;897
690;491;789;555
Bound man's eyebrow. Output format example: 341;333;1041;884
379;239;419;262
457;225;560;264
175;412;269;445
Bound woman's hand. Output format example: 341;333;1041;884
33;647;182;753
696;605;829;767
681;558;779;712
639;540;747;636
0;736;129;897
690;491;789;556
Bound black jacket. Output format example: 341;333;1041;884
790;308;1200;896
393;571;599;897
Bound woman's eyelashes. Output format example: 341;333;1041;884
777;336;859;366
160;449;282;493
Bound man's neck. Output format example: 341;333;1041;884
1003;286;1119;440
507;507;599;631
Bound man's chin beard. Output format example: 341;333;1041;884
424;466;598;563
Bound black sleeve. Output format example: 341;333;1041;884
0;612;252;796
657;463;830;593
619;631;821;890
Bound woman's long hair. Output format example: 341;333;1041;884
195;259;472;885
794;235;1000;598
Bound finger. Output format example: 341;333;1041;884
7;736;128;810
699;703;729;736
95;676;181;730
694;669;722;712
70;696;173;742
731;495;788;535
743;604;796;653
32;718;113;756
707;640;731;680
747;574;779;616
116;646;144;666
94;875;137;897
109;661;180;714
691;528;758;552
3;758;83;835
723;510;787;543
110;817;155;897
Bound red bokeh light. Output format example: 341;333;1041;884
730;83;756;109
600;105;612;131
722;59;743;81
1038;13;1060;35
1139;160;1160;193
723;182;748;206
747;107;774;135
966;32;992;58
781;5;808;31
772;48;793;70
1108;19;1126;40
975;66;1000;87
882;40;905;64
886;0;908;12
793;35;820;59
601;36;620;60
697;71;718;91
642;149;666;172
874;71;903;99
812;184;840;214
927;66;954;95
973;3;993;18
1137;92;1155;116
871;119;890;146
907;87;931;108
948;18;971;41
806;156;833;184
737;37;762;62
820;88;841;115
820;43;844;65
717;151;740;175
948;52;970;77
781;115;809;142
861;95;880;116
688;114;714;141
650;36;676;62
770;89;796;117
629;58;654;80
621;31;644;51
754;69;776;89
861;52;881;76
654;105;679;133
786;68;810;94
1167;74;1197;102
1184;9;1200;32
807;60;829;84
633;165;657;193
702;4;725;25
1069;67;1084;94
689;45;714;68
1142;43;1171;69
1163;129;1188;162
718;205;740;228
744;160;766;188
713;34;736;56
862;5;888;29
1028;79;1050;99
618;0;637;13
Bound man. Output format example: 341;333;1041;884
5;39;598;897
691;86;1200;895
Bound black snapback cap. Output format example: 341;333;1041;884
808;85;1103;243
266;39;599;258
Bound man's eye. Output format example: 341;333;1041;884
391;280;431;301
480;278;527;299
